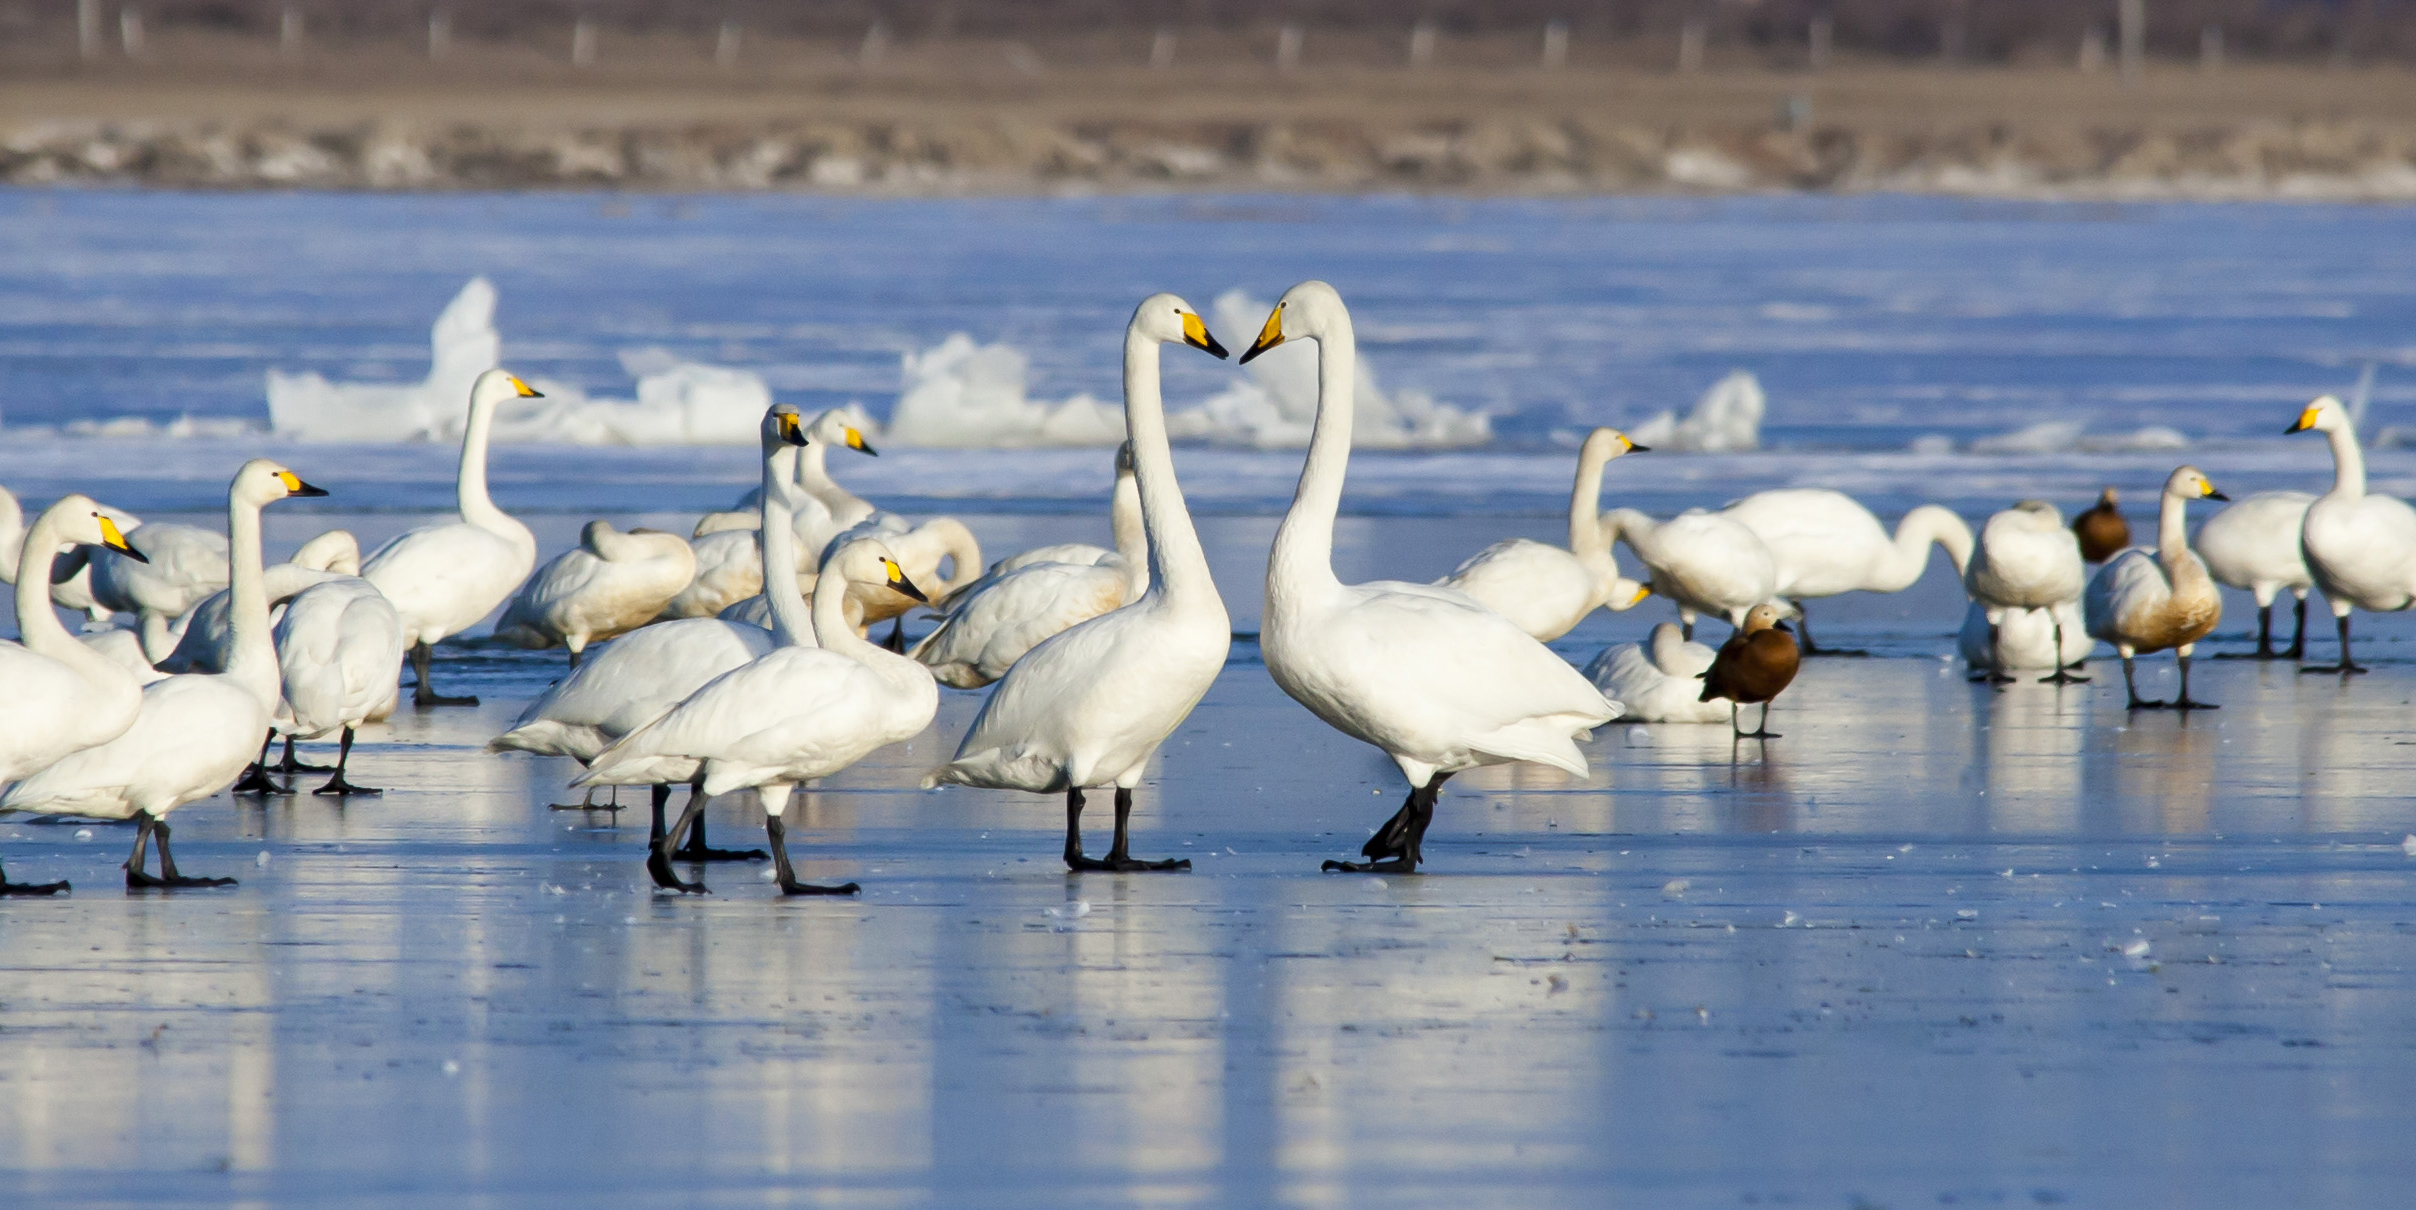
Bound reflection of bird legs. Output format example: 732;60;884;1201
1324;772;1449;873
311;727;381;796
123;813;235;889
0;859;68;896
1791;600;1867;657
230;730;287;796
1730;700;1780;740
1063;787;1190;872
2300;613;2369;676
410;640;479;707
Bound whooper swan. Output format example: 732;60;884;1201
2083;466;2227;709
1437;427;1650;642
1720;490;1972;655
2287;395;2416;674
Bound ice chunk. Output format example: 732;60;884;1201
268;276;501;441
886;334;1125;448
1627;370;1764;453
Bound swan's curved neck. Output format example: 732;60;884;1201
222;488;279;706
457;392;511;532
1878;506;1972;591
1124;332;1215;610
1270;324;1356;602
2157;490;2193;563
812;561;885;665
797;441;872;526
1602;508;1656;557
0;490;23;585
1567;444;1617;587
759;447;814;647
1109;468;1145;564
14;511;97;664
2325;423;2367;499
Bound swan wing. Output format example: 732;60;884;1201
491;618;773;760
363;523;535;641
911;562;1130;688
2;675;266;818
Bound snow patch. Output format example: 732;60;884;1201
1629;370;1764;453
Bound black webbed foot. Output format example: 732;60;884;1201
1067;853;1191;872
230;764;287;796
778;878;861;896
1322;858;1417;874
312;776;381;797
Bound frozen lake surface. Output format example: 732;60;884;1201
5;512;2416;1207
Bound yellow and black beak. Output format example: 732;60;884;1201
1181;312;1230;360
776;412;810;447
846;426;879;457
2205;483;2230;501
885;558;928;604
1626;584;1652;607
97;515;147;563
2285;404;2321;434
1238;305;1284;365
511;374;544;399
276;470;330;498
1625;437;1651;453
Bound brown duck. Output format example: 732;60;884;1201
1698;602;1799;738
2072;487;2130;563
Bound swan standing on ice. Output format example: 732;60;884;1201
911;443;1148;689
493;521;697;667
1964;501;2088;686
2287;395;2415;675
576;538;937;896
1437;427;1651;642
489;404;810;855
1720;490;1972;655
1243;282;1618;874
2072;488;2131;563
1602;505;1777;639
2085;467;2227;709
2195;490;2315;660
1957;599;2092;679
0;497;148;894
1586;622;1731;724
362;369;542;706
3;461;326;888
927;294;1230;870
273;568;407;796
663;410;868;619
1699;603;1800;738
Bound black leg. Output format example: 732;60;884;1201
312;728;381;796
411;641;479;707
231;730;287;796
2217;604;2276;660
1982;622;2017;684
2042;616;2090;684
568;647;583;671
0;858;68;896
2174;653;2217;710
127;815;234;889
2286;597;2308;661
2302;613;2369;675
2121;654;2165;708
768;813;860;896
674;779;768;862
1792;600;1866;657
1324;772;1449;873
1067;787;1190;872
1680;618;1693;642
1735;699;1782;739
275;734;336;773
646;786;710;894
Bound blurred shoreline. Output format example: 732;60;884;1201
8;38;2416;199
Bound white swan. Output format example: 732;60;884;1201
661;528;769;620
1957;599;2091;678
910;444;1148;689
0;496;148;894
2;460;326;888
1437;427;1650;641
1721;490;1973;655
0;486;130;625
493;521;697;666
1584;622;1731;724
2288;395;2416;674
927;294;1230;869
156;529;361;676
576;537;938;896
1243;281;1618;873
822;513;983;642
659;409;874;621
2085;466;2227;709
273;567;407;796
2195;490;2315;659
87;519;228;661
1964;500;2088;685
490;404;807;851
361;368;542;705
1603;506;1777;638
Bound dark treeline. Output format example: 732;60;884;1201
7;0;2413;64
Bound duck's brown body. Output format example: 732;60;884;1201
1698;603;1799;738
2073;488;2130;563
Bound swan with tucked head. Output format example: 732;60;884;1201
3;460;326;888
1964;500;2088;686
2084;466;2227;709
0;495;147;894
1244;281;1618;874
2287;394;2416;674
1438;427;1651;642
361;368;542;706
494;521;697;667
927;293;1230;871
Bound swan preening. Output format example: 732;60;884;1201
3;460;326;889
494;521;697;666
2289;395;2416;675
1965;501;2089;685
927;294;1230;871
1439;427;1649;642
362;367;543;706
2084;466;2227;709
1242;281;1617;874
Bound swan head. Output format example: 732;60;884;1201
2009;499;2063;526
810;408;878;457
2287;395;2347;436
1583;427;1649;459
2164;465;2228;503
823;538;927;603
1131;292;1229;360
761;403;811;452
1113;440;1136;476
469;367;543;411
1239;280;1345;365
1740;602;1792;635
49;493;146;563
234;459;329;507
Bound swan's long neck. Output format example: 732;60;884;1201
2325;423;2367;499
1269;324;1356;606
812;561;887;667
1108;464;1149;596
0;489;23;587
760;446;814;647
1124;332;1215;612
1602;508;1657;560
222;488;280;708
14;511;96;665
798;442;873;527
1567;444;1616;590
2157;490;2214;591
457;391;511;532
1876;506;1973;591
